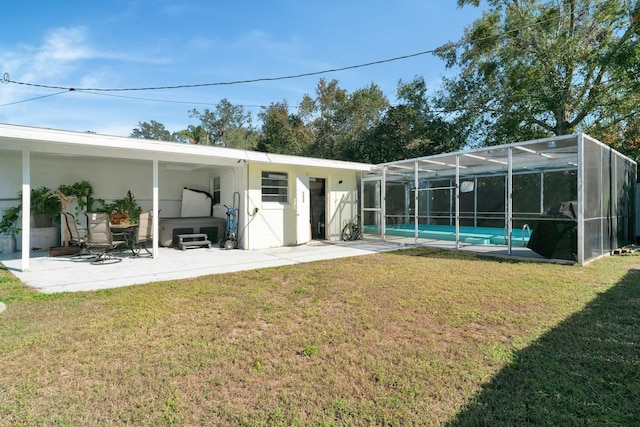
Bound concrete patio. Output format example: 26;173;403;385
0;240;407;294
0;238;562;294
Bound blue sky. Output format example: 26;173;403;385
0;1;482;137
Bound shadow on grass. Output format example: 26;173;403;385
446;268;640;426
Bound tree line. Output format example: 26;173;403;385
131;0;640;163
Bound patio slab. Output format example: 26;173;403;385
0;240;404;294
0;239;567;294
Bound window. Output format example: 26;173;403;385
262;171;288;203
212;177;221;205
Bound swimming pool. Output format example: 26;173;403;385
367;224;532;247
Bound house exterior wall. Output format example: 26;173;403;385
244;162;359;249
0;155;250;216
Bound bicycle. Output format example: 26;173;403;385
341;217;362;241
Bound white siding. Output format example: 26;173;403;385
244;163;359;250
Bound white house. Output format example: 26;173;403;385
0;124;374;271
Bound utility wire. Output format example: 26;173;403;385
0;90;68;107
2;50;438;92
0;15;560;94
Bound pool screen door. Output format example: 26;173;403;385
362;178;382;237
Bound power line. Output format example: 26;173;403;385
2;49;438;92
0;14;562;110
0;90;68;107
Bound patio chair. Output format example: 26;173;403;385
130;210;153;257
62;212;93;258
85;212;126;265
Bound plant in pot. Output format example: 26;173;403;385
58;180;96;216
30;186;62;227
0;205;20;254
97;190;141;225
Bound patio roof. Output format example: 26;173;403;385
0;123;374;172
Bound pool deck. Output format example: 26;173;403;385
0;238;569;294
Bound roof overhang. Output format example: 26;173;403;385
0;123;374;172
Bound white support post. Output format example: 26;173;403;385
577;133;585;264
381;166;387;242
507;147;513;256
21;149;31;272
455;155;460;250
414;160;419;244
152;159;159;258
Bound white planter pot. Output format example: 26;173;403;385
1;234;16;254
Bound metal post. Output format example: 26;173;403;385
474;176;478;227
577;134;585;264
455;155;460;250
507;147;513;256
414;160;419;244
382;166;387;241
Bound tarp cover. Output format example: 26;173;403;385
527;201;578;260
181;187;213;217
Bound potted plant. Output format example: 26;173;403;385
58;180;95;215
97;190;141;225
30;186;62;227
0;205;20;254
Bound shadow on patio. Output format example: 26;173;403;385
446;268;640;426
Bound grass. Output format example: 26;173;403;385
0;247;639;426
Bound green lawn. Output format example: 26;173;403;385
1;248;639;426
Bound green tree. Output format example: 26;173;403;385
178;124;209;144
189;99;257;147
301;78;388;161
434;0;640;146
130;120;179;141
300;78;348;159
257;101;313;155
360;76;466;163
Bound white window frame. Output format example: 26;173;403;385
261;171;288;203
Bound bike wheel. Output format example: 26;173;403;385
341;223;354;241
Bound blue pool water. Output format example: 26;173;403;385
368;224;531;247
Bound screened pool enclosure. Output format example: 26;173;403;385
361;134;637;265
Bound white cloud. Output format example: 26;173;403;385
36;27;93;62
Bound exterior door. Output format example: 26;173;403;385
362;178;383;237
296;175;311;244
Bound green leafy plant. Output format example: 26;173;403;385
0;205;21;235
96;190;141;223
29;186;62;222
2;186;62;231
58;180;95;213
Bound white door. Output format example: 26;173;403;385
296;175;311;244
